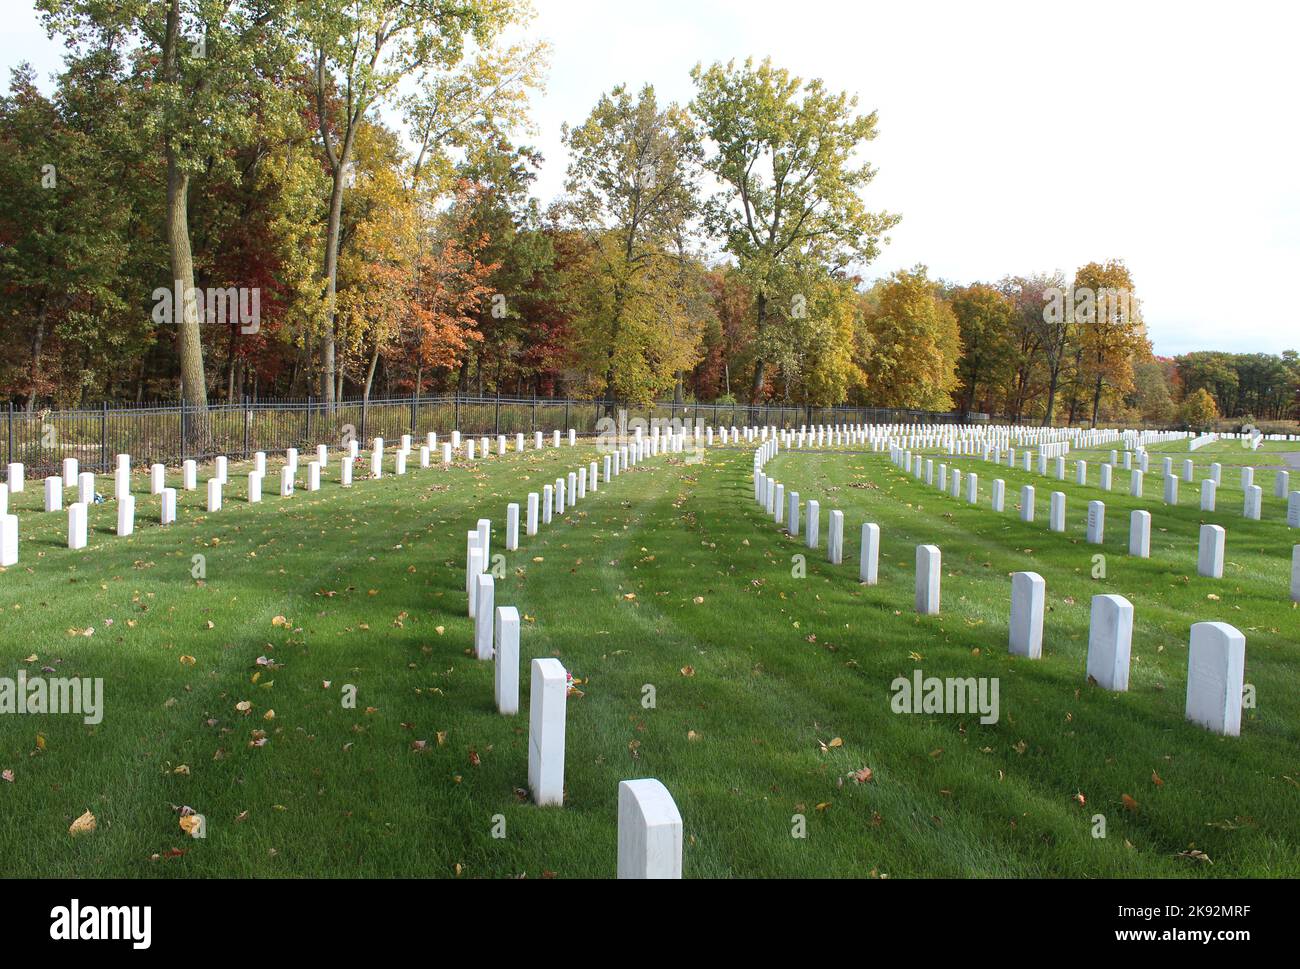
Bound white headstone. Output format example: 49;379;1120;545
280;465;294;497
63;458;78;486
1243;484;1262;520
341;459;353;487
467;545;484;618
527;493;539;536
1186;622;1245;736
44;475;63;512
248;471;262;503
915;544;940;615
1200;478;1217;512
1129;510;1150;558
1197;524;1225;579
160;487;176;525
1292;545;1300;602
827;510;844;564
474;573;495;660
860;523;880;584
1163;474;1178;505
183;459;197;490
528;658;567;806
1086;500;1105;544
543;485;553;524
75;471;93;504
117;494;134;537
494;606;520;715
1130;470;1143;498
1086;594;1133;691
477;518;491;565
207;477;223;512
992;478;1005;512
214;456;227;483
787;490;800;537
805;500;820;549
6;463;23;493
394;449;406;475
617;779;683;880
371;438;384;477
1020;485;1035;523
1183;459;1195;482
1289;491;1300;528
507;503;519;551
150;463;165;495
1009;571;1045;659
67;502;87;550
1275;470;1290;499
1049;491;1066;532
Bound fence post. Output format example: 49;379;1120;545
531;394;537;433
7;401;12;468
494;392;500;435
179;400;186;461
243;396;251;458
306;396;313;447
564;399;570;433
100;401;108;472
411;391;417;433
454;392;460;430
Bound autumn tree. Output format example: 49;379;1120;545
39;0;299;412
948;283;1015;415
691;57;898;406
858;267;960;409
561;84;703;407
300;0;531;404
1073;260;1149;426
1179;387;1219;430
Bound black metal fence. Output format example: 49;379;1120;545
3;395;986;477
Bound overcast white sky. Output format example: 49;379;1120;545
5;0;1297;357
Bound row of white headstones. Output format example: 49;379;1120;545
887;448;1300;601
456;422;901;876
0;419;780;568
460;429;705;879
753;437;1266;738
945;441;1299;524
0;429;598;567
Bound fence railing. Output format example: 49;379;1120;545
3;396;987;477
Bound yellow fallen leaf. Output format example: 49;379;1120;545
69;810;96;836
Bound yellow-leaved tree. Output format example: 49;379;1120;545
858;267;961;409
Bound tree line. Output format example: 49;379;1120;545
1;1;1295;427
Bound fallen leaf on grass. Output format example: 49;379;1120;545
69;810;96;836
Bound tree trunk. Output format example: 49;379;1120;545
320;167;346;407
363;340;380;404
163;0;206;414
27;301;46;413
749;292;768;407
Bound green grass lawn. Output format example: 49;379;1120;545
1;436;1297;878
